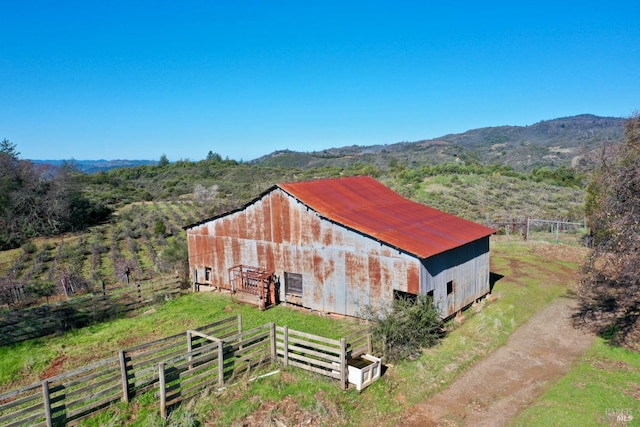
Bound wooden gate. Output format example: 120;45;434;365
228;265;277;310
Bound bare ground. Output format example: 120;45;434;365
400;296;595;427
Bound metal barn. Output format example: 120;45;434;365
184;176;495;318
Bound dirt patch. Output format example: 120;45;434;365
528;241;589;265
40;355;67;380
233;392;345;427
401;297;595;427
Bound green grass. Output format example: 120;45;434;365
0;292;362;392
510;338;640;427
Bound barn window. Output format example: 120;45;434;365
447;280;454;295
204;267;212;282
427;290;434;299
393;290;416;302
284;272;303;296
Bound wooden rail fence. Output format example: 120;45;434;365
0;316;240;427
0;279;184;347
0;315;373;424
158;323;276;418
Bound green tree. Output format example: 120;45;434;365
160;237;189;284
159;153;170;167
26;281;56;304
0;138;19;159
154;219;167;237
206;151;223;163
575;113;640;351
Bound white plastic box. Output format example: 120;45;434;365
347;354;382;391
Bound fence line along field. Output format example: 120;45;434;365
0;278;184;346
0;200;208;310
0;312;372;425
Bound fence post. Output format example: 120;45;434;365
42;380;53;427
118;350;130;403
217;340;224;387
237;314;242;335
367;331;373;354
340;337;347;391
187;331;193;370
269;322;276;363
158;363;167;419
283;326;289;367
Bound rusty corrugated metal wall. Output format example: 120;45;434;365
187;188;420;316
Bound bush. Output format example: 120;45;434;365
363;294;444;362
26;281;56;303
21;241;37;255
154;219;167;237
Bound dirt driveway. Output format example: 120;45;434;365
401;296;594;426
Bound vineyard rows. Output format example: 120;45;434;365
0;200;212;307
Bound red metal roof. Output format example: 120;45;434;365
278;176;495;259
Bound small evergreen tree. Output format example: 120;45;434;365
158;153;170;167
160;237;189;285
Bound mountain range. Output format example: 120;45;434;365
30;114;626;173
251;114;626;171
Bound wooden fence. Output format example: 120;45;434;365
158;323;276;418
0;316;373;424
275;326;346;385
0;316;240;427
0;279;184;347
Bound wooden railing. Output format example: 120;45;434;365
0;279;184;346
0;316;240;427
0;315;372;424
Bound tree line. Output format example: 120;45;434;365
0;139;111;250
576;113;640;351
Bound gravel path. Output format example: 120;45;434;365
401;297;595;427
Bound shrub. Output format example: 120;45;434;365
154;219;167;237
25;281;56;303
363;294;444;362
21;241;37;255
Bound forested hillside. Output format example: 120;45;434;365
0;139;110;251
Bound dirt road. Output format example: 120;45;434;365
401;297;594;427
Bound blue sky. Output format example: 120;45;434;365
2;1;639;162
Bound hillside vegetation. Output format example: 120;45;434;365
253;114;625;172
3;113;616;307
1;150;589;310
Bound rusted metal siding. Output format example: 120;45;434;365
186;178;492;319
421;237;491;318
186;188;420;316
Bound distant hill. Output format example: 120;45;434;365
253;114;626;171
29;114;626;174
30;159;158;173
